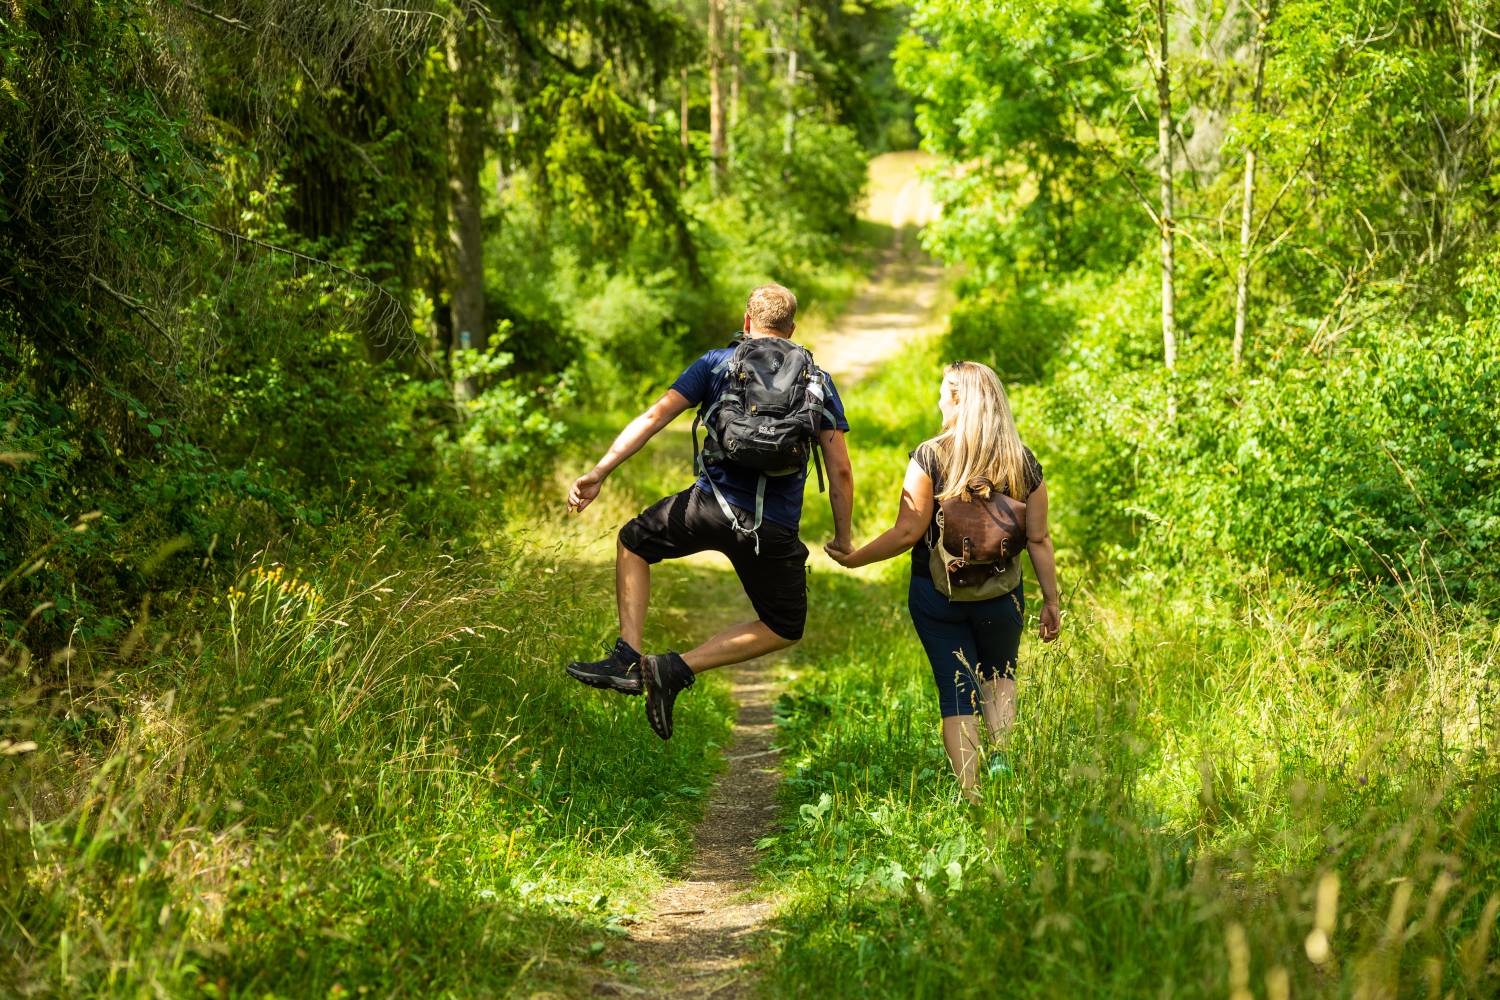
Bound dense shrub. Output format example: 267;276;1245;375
943;277;1084;385
723;119;868;268
1010;258;1500;602
771;341;1500;999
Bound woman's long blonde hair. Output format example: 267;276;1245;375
931;361;1031;501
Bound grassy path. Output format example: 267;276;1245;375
808;152;946;383
601;650;783;999
566;151;950;998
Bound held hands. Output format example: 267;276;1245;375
823;538;855;566
567;470;604;513
1039;602;1061;643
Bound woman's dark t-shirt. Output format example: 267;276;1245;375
909;440;1043;580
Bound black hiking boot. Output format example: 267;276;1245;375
642;651;695;741
566;638;643;696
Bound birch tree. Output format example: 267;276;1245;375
784;1;801;156
1232;0;1274;369
709;0;727;191
1152;0;1177;381
728;0;742;171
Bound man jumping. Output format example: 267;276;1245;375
564;283;854;740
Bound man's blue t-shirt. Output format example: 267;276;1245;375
672;342;850;530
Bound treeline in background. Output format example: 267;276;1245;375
1;0;908;646
903;0;1500;604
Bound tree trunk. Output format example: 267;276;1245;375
446;10;489;400
783;2;800;157
679;65;690;188
708;0;726;193
728;0;741;171
1232;0;1273;370
431;161;452;361
495;106;519;203
1154;0;1177;393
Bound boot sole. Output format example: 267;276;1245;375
642;655;672;741
565;663;643;695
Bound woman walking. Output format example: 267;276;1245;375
827;361;1060;802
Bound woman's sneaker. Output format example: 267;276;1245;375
986;751;1013;779
642;652;695;740
566;638;642;695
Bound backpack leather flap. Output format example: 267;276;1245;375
927;518;1022;601
938;480;1027;563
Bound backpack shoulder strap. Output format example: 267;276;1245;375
711;346;740;375
691;407;705;475
701;470;766;555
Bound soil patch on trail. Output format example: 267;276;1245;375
808;236;945;386
807;150;945;385
591;658;783;999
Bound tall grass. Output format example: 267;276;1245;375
765;340;1500;997
1;510;732;996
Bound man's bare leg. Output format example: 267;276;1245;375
616;539;650;652
681;620;795;672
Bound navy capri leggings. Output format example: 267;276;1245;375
907;574;1024;718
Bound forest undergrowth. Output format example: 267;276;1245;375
0;447;748;997
762;336;1500;998
7;0;1500;995
4;224;1497;999
0;262;874;997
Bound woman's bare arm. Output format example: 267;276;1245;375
1025;482;1062;641
828;460;933;568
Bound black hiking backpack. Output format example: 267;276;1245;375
691;335;834;551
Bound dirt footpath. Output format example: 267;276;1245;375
589;150;946;999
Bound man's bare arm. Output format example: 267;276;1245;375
568;390;694;513
818;428;854;552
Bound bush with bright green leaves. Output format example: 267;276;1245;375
1006;253;1500;602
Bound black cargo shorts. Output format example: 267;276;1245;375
618;487;809;640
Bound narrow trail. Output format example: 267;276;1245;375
590;152;947;999
806;151;945;383
594;657;783;998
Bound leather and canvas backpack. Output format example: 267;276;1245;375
927;477;1028;601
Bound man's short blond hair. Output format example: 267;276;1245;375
745;283;798;334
